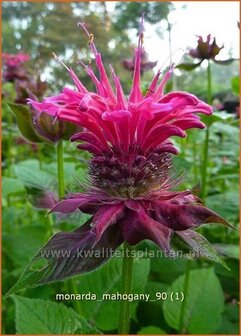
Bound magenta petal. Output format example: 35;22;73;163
124;200;142;212
50;194;101;214
159;91;199;106
77;143;102;155
102;110;132;121
70;131;104;149
172;118;205;130
92;203;125;242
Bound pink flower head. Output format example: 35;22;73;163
27;18;229;283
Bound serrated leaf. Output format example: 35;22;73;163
8;102;43;143
12;295;100;334
176;230;228;269
176;61;202;71
163;268;224;333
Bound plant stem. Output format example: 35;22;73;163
206;60;212;105
57;141;65;199
201;60;212;199
193;139;198;183
7;112;13;177
56;140;82;315
201;126;210;198
178;260;191;334
46;212;54;237
38;144;43;170
118;242;134;335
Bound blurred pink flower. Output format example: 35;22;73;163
2;53;30;82
122;48;157;75
2;53;30;67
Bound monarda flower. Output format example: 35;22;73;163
26;19;230;284
189;34;224;61
178;34;237;70
4;52;78;144
122;47;157;75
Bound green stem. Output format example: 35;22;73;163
201;60;212;199
201;126;210;198
57;141;65;199
38;144;43;170
178;260;191;334
68;279;82;314
193;139;198;183
207;60;212;105
7;113;13;177
56;140;82;315
46;212;54;238
118;243;134;335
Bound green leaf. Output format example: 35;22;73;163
213;58;237;65
74;256;150;331
14;160;57;192
44;161;76;188
173;156;191;171
205;191;239;220
138;326;166;334
163;268;224;334
231;76;239;96
144;281;168;306
212;122;240;136
8;102;43;143
176;230;229;269
12;295;100;334
202;111;233;127
3;225;48;269
2;177;25;198
216;303;239;334
151;250;190;283
176;61;203;71
213;244;239;260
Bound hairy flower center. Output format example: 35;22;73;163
89;146;172;199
